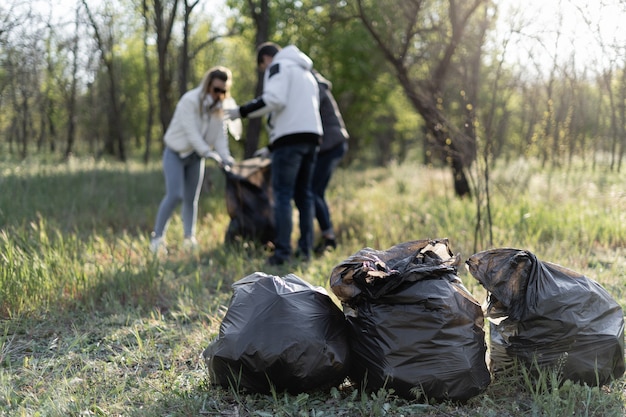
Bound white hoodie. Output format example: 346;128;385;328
245;45;323;144
163;86;235;161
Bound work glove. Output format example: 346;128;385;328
224;107;241;120
253;146;270;159
204;151;222;165
222;155;235;168
225;119;242;141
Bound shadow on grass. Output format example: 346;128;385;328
0;159;359;416
0;240;284;415
0;164;227;240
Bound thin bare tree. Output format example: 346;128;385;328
242;0;270;158
150;0;179;133
141;0;156;163
63;7;81;159
353;0;488;197
81;0;126;160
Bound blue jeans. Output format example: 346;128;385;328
271;143;318;261
153;148;204;239
312;142;347;235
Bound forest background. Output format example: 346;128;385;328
2;1;626;415
2;0;625;183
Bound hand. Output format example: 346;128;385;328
204;151;222;165
224;107;241;120
225;119;242;141
253;146;270;158
222;156;235;168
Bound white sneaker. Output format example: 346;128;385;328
150;236;167;255
183;236;199;251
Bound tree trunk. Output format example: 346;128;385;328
142;0;156;163
355;0;485;197
178;0;199;98
154;0;179;134
243;0;270;158
64;17;80;159
20;93;29;159
82;0;126;161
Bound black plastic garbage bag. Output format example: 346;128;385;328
330;239;491;402
224;157;274;245
203;272;350;394
466;248;625;386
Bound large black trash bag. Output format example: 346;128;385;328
224;157;274;245
330;239;491;402
466;248;625;386
203;272;350;394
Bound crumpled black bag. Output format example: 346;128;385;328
224;157;274;245
330;239;491;402
466;248;625;386
203;272;350;394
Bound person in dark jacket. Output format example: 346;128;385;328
312;70;349;254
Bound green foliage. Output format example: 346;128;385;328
498;357;626;417
221;0;400;160
4;0;624;171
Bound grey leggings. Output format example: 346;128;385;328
152;147;205;239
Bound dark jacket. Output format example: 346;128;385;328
313;71;349;153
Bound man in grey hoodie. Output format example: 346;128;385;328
226;43;322;265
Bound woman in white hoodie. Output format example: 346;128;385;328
150;66;239;254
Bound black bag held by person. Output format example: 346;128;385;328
204;272;350;394
223;157;274;245
330;239;491;402
466;248;625;386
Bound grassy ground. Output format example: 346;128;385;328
0;155;624;416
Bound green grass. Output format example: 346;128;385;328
0;155;624;416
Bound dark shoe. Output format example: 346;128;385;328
266;255;287;266
294;249;311;263
314;238;337;255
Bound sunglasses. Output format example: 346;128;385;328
212;87;227;95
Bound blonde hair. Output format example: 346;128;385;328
199;66;233;113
